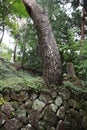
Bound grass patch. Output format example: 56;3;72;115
0;59;45;92
0;76;44;92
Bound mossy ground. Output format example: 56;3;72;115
0;58;44;92
0;58;87;93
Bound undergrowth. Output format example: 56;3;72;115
0;59;87;93
0;76;44;92
0;59;45;92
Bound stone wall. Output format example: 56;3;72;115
0;86;87;130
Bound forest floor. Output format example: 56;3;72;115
0;58;87;93
0;58;44;92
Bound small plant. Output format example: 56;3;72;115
0;98;6;105
23;77;44;92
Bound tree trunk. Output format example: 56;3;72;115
21;42;26;68
13;42;17;62
22;0;62;86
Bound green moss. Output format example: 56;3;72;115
0;76;45;92
0;59;46;92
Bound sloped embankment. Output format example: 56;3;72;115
0;58;43;91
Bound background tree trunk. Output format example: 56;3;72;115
66;62;76;78
22;0;62;86
13;42;17;62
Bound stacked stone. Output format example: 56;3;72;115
0;87;87;130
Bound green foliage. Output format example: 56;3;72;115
0;98;6;106
23;77;44;92
0;0;28;43
0;44;12;61
0;63;15;80
14;20;43;73
11;0;28;18
0;76;44;92
61;38;87;81
75;40;87;80
60;30;80;73
71;9;82;28
0;59;44;92
15;21;36;65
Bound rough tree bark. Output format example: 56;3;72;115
22;0;62;86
